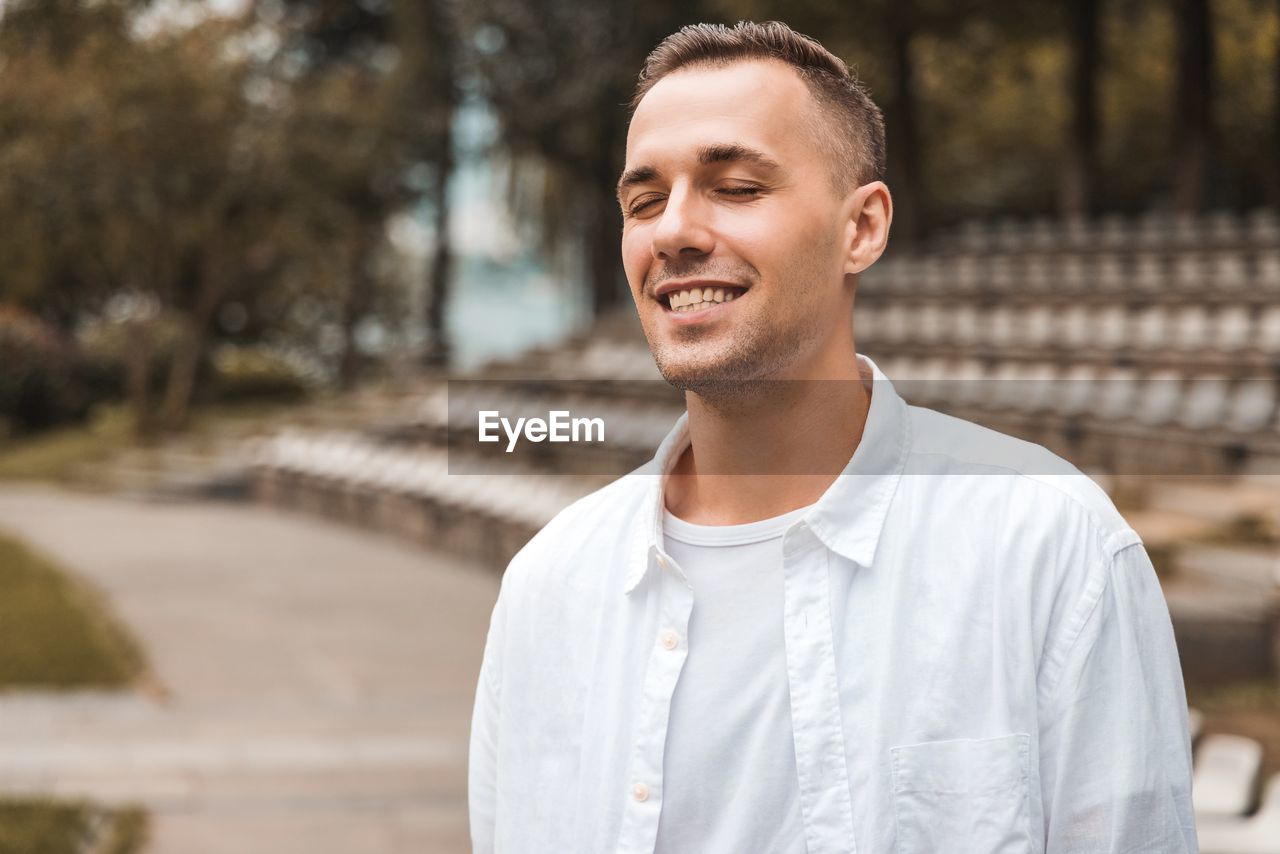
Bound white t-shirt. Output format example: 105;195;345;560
655;502;815;853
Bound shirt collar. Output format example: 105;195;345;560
624;353;911;594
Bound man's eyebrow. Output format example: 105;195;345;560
616;144;782;201
616;165;661;200
695;143;781;171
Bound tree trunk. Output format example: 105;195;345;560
338;266;363;392
337;231;376;391
124;319;157;442
160;247;228;432
886;11;924;246
423;139;454;368
586;86;626;319
1272;0;1280;207
1061;0;1100;218
421;0;456;369
1172;0;1214;213
160;315;207;432
585;178;623;319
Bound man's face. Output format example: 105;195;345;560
619;59;855;393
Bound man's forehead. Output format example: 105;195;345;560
625;59;816;162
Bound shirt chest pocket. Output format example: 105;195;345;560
890;733;1033;854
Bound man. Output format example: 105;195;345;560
469;20;1197;854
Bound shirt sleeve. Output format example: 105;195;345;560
469;589;506;854
1038;540;1199;853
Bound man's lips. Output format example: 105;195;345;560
652;279;750;308
656;286;748;325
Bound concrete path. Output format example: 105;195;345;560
0;485;500;853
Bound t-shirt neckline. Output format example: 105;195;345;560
662;503;814;547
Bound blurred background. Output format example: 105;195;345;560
0;0;1277;851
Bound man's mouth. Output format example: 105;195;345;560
659;284;748;312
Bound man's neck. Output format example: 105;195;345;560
663;355;872;526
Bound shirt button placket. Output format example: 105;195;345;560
615;550;693;853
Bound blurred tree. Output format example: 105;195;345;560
726;0;1022;242
0;1;268;436
884;0;927;246
2;0;1276;405
1172;0;1216;212
1210;0;1279;211
0;2;369;433
0;0;459;442
462;0;727;318
0;0;149;61
1275;0;1280;206
1062;0;1101;217
267;0;460;371
412;0;460;369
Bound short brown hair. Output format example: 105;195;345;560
629;21;886;192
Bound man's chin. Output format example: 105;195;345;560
655;362;754;398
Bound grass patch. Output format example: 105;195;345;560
0;799;147;854
0;531;143;689
182;396;322;444
0;397;315;484
0;405;135;484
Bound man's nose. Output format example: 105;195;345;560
651;185;714;260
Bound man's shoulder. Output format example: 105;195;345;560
904;404;1138;554
500;469;648;586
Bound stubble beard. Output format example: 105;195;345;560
645;282;828;415
645;240;837;411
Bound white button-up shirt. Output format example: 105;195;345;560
469;354;1198;854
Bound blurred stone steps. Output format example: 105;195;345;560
1127;508;1223;548
1163;569;1279;682
1176;545;1280;594
1142;478;1280;528
1194;733;1265;822
248;431;606;571
87;442;256;502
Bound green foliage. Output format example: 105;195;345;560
0;531;144;689
0;0;452;430
0;799;148;854
1213;0;1280;208
482;0;1279;236
99;807;148;854
75;309;186;398
916;23;1068;220
207;345;314;405
1097;1;1181;210
0;307;96;437
2;0;1276;350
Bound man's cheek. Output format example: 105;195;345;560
622;253;649;297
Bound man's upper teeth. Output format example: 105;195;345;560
669;286;739;309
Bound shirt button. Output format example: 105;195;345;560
632;782;649;802
660;630;678;650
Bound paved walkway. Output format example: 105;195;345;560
0;485;499;853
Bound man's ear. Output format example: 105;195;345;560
842;181;893;276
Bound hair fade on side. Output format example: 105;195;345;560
630;21;886;191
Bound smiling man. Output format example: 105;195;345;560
469;21;1198;854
